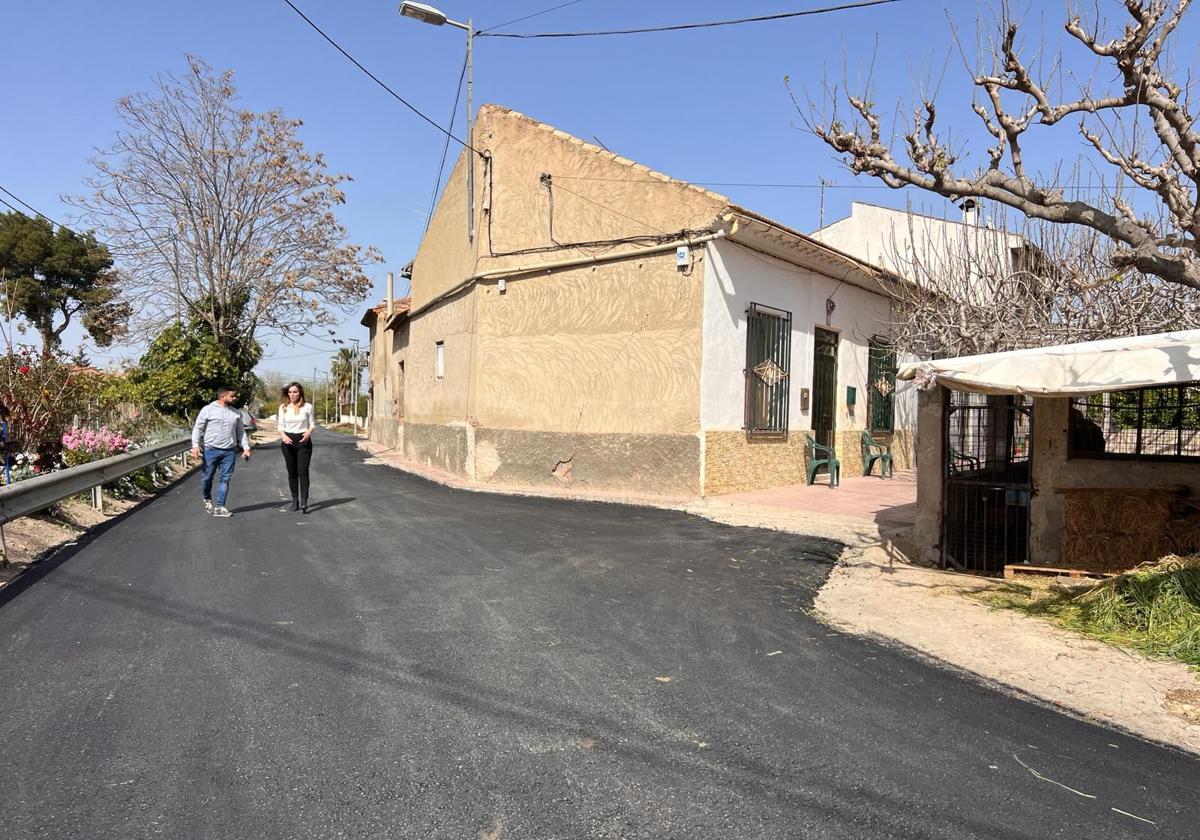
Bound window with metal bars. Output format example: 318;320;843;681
1070;384;1200;461
868;337;896;433
744;302;791;436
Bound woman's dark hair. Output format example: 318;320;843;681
280;382;306;408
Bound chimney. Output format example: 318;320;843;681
386;272;394;316
960;198;979;226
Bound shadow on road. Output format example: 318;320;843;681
304;497;354;512
16;566;1016;839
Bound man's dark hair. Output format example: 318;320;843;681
216;386;237;398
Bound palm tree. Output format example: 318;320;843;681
330;347;364;421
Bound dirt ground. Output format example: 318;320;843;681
816;543;1200;756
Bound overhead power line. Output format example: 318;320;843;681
424;53;468;234
480;0;590;34
280;0;479;154
550;175;897;189
548;175;1126;193
0;183;130;256
479;0;900;38
0;184;64;227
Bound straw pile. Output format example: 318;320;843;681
985;555;1200;667
1060;488;1197;573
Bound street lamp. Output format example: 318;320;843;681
398;2;474;243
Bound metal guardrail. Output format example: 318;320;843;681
0;434;193;526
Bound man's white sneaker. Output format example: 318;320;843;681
204;499;214;514
212;506;233;518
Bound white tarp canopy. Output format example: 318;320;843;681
897;330;1200;396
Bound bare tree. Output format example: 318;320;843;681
801;0;1200;292
72;56;380;353
875;211;1200;358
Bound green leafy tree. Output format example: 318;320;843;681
0;212;130;357
329;347;365;415
131;320;259;420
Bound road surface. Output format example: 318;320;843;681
0;428;1195;838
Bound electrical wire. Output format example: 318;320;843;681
548;181;668;234
480;0;590;34
478;0;900;38
0;185;53;221
280;0;480;154
549;175;898;189
549;174;1127;193
0;183;132;257
424;53;468;234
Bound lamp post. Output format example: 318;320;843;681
398;2;474;242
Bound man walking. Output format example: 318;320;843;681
191;386;252;518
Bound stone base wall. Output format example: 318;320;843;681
475;427;700;496
703;431;809;496
368;417;403;451
405;422;470;476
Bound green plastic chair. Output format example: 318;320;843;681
805;433;840;487
948;447;980;473
861;431;894;478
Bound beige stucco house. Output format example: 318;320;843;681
364;104;915;497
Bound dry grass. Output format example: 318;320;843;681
981;555;1200;667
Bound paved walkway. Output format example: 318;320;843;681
357;437;1200;756
708;469;917;526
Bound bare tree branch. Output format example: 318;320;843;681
69;57;382;352
874;212;1200;358
800;0;1200;292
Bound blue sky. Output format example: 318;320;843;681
1;1;1181;378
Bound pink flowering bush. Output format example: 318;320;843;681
61;425;133;467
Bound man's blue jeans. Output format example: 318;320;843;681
201;447;238;508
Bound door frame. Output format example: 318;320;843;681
811;326;839;451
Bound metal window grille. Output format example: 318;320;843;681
744;303;792;436
1070;384;1200;461
868;337;896;433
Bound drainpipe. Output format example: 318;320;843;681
407;218;739;320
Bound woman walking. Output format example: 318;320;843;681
278;382;316;512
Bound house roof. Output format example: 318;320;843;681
724;204;899;294
479;105;897;291
484;104;733;209
898;330;1200;396
359;297;411;329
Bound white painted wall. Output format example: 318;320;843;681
813;201;1024;301
700;239;915;433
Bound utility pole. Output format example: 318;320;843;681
350;338;361;437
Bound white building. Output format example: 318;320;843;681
812;200;1027;303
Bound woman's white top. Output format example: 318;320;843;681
278;402;316;434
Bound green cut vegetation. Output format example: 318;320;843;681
980;556;1200;668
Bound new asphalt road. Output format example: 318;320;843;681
0;428;1196;839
